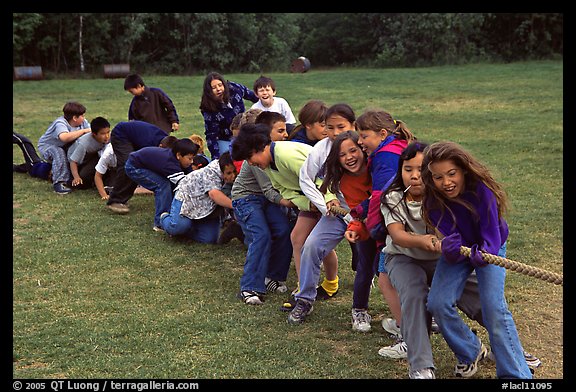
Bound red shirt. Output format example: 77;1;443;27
339;169;371;209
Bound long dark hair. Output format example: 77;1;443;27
320;131;366;195
380;141;429;222
421;141;509;230
199;72;230;113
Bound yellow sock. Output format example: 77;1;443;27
320;276;339;296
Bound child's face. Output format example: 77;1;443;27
93;127;111;144
70;114;86;127
127;85;145;96
338;138;365;174
401;152;424;199
247;147;272;170
222;164;237;184
326;114;354;141
305;121;327;141
357;129;387;155
256;85;275;107
177;153;195;169
270;121;288;141
231;126;240;138
210;79;225;101
429;159;465;199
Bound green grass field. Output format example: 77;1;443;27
13;61;563;380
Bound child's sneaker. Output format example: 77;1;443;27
431;317;440;334
454;342;488;378
265;278;287;293
381;318;402;338
487;349;542;373
378;337;408;359
523;352;542;371
237;290;264;305
287;299;313;324
352;308;372;332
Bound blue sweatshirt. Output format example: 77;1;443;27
111;121;167;149
127;146;191;186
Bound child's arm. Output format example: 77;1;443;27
94;171;108;200
69;160;83;186
58;128;91;144
387;222;441;253
208;188;232;209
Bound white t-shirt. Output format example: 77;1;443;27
251;97;296;125
95;143;117;175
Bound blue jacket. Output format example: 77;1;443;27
127;146;191;187
110;121;167;150
201;81;258;159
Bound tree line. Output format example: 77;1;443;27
13;13;563;76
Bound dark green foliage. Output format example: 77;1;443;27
13;13;563;75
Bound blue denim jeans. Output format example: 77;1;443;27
125;160;173;228
296;215;346;302
233;195;293;293
352;237;379;309
160;198;220;244
427;243;532;379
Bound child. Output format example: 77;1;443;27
160;135;178;149
188;134;211;168
105;120;170;214
188;134;208;157
199;71;258;159
422;141;533;379
93;143;159;201
288;130;371;325
125;138;197;231
13;132;51;181
159;152;237;244
379;141;440;379
287;103;356;316
251;75;297;133
37;101;92;194
217;108;264;244
124;73;180;134
67;117;111;189
287;99;328;146
231;122;294;305
347;109;415;353
191;154;210;171
255;111;289;142
231;124;323;309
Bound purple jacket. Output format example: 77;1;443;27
426;181;509;255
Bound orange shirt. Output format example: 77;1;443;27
339;169;371;209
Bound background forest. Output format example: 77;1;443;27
13;13;563;76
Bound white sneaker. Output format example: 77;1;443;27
409;367;435;379
454;342;488;378
378;338;408;359
265;278;288;293
381;318;402;338
352;308;372;332
238;290;264;305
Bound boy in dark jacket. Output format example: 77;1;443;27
125;138;198;231
125;73;180;135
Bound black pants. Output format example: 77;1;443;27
13;132;43;172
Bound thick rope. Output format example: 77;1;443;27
460;246;562;286
328;205;350;216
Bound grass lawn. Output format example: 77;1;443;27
13;61;563;380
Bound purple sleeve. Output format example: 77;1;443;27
476;182;508;255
